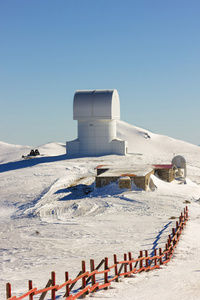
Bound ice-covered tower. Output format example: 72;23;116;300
67;89;127;156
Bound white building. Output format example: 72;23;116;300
67;89;127;156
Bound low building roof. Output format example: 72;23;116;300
95;163;176;179
94;165;108;169
153;164;174;169
97;165;154;178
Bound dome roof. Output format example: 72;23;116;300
73;89;120;120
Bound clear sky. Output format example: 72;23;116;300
0;0;200;146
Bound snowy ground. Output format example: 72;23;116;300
0;120;200;299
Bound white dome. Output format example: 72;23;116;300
73;89;120;120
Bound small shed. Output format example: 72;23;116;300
95;165;155;191
154;164;176;182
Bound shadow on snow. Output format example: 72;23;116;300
56;184;94;201
0;154;69;173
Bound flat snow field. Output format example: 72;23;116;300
1;121;200;300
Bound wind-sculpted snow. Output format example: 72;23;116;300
1;122;200;299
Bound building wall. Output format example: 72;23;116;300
132;176;146;190
95;176;118;188
119;177;131;190
95;168;177;192
77;119;117;155
132;170;154;191
155;169;175;182
95;170;154;191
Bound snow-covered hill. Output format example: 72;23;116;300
117;120;200;162
1;121;200;299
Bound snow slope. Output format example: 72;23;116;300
0;121;200;299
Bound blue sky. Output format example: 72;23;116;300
0;0;200;146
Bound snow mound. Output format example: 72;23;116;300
150;174;200;199
37;142;66;156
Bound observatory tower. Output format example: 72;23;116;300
67;89;127;156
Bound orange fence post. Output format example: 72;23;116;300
168;235;171;248
82;261;86;290
128;252;133;273
140;250;143;270
159;248;163;265
176;221;179;230
154;249;157;267
81;260;89;297
180;213;183;228
172;228;176;246
114;254;119;282
6;283;11;299
186;206;188;218
172;227;175;237
145;250;149;269
51;271;56;300
165;244;168;261
90;259;96;288
65;272;70;297
124;253;128;277
29;280;33;300
104;257;109;289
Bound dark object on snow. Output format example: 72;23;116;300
22;149;40;158
30;149;36;156
34;149;40;156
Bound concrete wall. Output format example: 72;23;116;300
119;177;131;190
132;170;154;191
132;176;146;191
95;176;118;188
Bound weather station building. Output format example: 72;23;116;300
67;89;127;156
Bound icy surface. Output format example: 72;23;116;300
0;121;200;299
